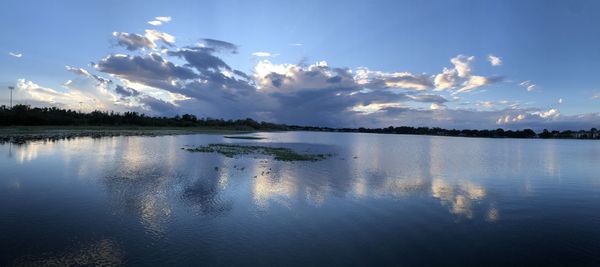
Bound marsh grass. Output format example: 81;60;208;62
185;143;330;161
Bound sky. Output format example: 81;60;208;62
1;0;600;130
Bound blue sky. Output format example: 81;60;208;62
1;0;600;129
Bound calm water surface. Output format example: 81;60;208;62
1;132;600;266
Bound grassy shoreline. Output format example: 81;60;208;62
0;126;256;144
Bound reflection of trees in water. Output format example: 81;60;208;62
11;239;122;266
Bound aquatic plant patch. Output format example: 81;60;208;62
185;143;329;161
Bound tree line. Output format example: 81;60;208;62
0;105;286;131
289;125;599;139
1;104;598;139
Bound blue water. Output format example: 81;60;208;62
1;132;600;266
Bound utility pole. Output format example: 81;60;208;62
8;86;14;108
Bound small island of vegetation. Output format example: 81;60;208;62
185;144;329;161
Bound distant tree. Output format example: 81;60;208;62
539;129;552;138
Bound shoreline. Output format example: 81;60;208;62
0;126;254;144
1;126;598;145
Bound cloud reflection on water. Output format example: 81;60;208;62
1;133;514;232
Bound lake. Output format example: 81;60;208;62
1;132;600;266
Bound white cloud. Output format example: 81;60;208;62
477;101;495;108
527;85;535;91
155;16;171;22
499;108;560;125
290;43;303;46
455;75;491;94
9;52;22;58
520;80;536;92
558;98;563;104
496;114;527;124
16;79;85;106
593;93;600;99
433;67;457;90
434;55;500;93
487;55;502;66
351;102;403;114
65;66;91;77
430;103;446;110
450;55;474;78
148;16;171;26
252;52;273;57
533;108;560;119
144;29;175;45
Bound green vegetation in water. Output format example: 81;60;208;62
185;144;330;161
223;136;265;140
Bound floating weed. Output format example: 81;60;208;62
185;143;331;162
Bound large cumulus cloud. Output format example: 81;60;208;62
11;24;600;130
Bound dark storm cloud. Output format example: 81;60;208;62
173;76;257;105
95;53;198;84
168;47;232;72
266;85;446;126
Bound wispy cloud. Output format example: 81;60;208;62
487;54;502;66
8;52;22;58
290;43;303;46
148;16;172;26
455;75;500;94
156;16;171;22
252;52;279;57
520;80;536;92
